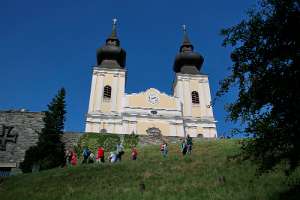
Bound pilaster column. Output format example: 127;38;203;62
88;72;97;112
95;73;104;111
183;78;191;116
198;80;206;116
112;73;118;112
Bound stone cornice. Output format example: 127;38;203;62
123;106;181;112
92;67;126;76
86;112;216;124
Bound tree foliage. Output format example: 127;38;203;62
217;0;300;173
20;88;66;172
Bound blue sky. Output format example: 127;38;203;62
0;0;256;136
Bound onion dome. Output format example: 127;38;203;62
173;25;204;74
96;18;126;69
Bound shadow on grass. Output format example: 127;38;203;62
278;182;300;200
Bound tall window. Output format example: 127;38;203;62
191;91;199;104
103;85;111;99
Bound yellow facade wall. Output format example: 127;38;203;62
189;79;199;91
136;120;170;135
127;88;178;110
191;105;201;118
196;126;204;137
102;73;114;86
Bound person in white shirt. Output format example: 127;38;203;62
109;152;117;163
88;152;95;163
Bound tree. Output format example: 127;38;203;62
217;0;300;173
20;88;66;172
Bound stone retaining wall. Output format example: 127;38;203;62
62;132;82;150
0;111;82;170
0;111;44;168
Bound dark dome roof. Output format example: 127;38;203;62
96;20;126;69
174;52;204;74
97;43;126;68
173;28;204;74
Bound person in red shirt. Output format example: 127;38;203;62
97;146;105;163
131;146;138;160
70;151;77;166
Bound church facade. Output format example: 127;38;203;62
85;21;217;138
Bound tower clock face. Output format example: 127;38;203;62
148;93;159;104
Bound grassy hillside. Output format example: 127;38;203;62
1;140;299;200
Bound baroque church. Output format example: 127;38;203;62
85;20;217;138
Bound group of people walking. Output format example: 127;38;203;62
65;143;138;167
180;134;193;156
65;135;193;167
160;134;193;157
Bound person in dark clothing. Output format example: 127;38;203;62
163;143;168;158
82;147;91;164
65;149;72;166
186;135;193;155
181;140;187;156
116;143;124;162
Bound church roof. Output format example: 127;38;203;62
173;25;204;75
96;18;126;69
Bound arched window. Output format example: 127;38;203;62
191;91;199;104
103;85;111;99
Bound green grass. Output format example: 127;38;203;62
1;140;299;200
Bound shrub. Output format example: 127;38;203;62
124;133;139;149
78;133;121;154
76;133;139;156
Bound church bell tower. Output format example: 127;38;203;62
173;25;217;138
86;19;126;133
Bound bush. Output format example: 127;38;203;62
78;133;121;154
77;133;139;156
124;133;139;149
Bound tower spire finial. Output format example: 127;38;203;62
113;18;117;25
180;24;193;52
182;24;191;45
110;18;118;38
182;24;187;33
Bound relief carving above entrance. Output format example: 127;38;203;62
146;127;162;137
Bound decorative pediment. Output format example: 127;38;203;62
127;88;174;98
125;88;180;110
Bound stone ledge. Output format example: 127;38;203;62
0;162;17;168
